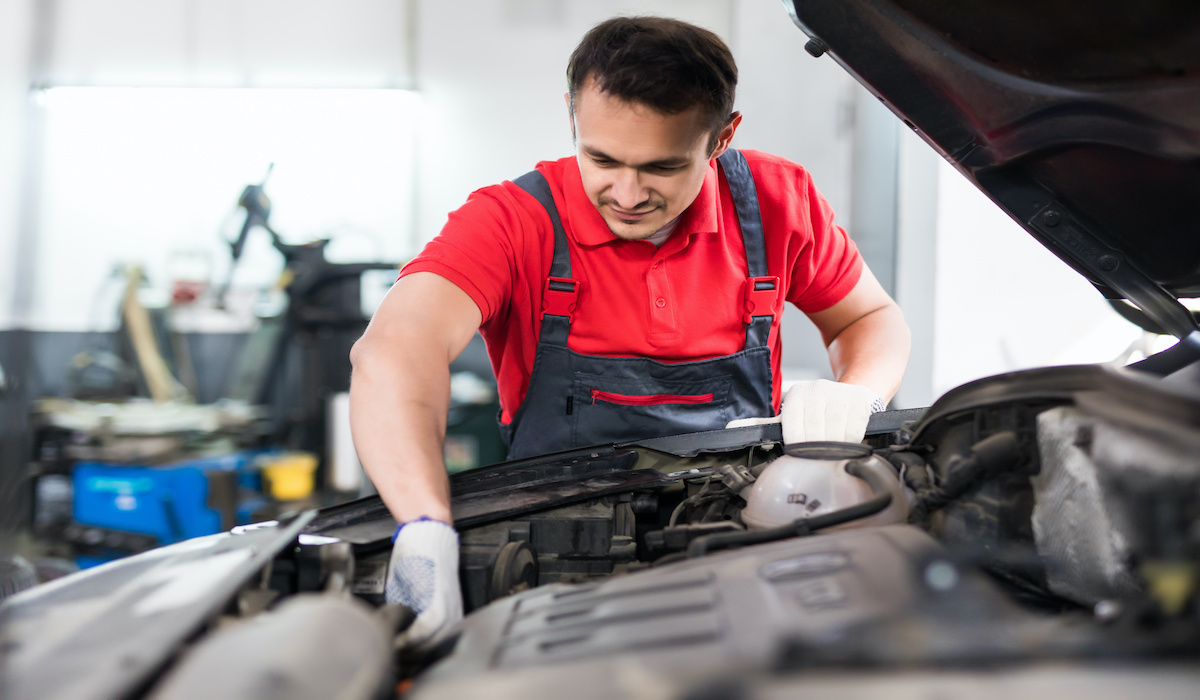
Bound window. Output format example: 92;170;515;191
34;87;420;330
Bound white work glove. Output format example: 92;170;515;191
726;379;886;444
386;517;463;648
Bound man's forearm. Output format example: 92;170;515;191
826;303;911;402
349;338;455;524
348;271;483;525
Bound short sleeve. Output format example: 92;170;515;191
398;185;528;325
783;167;863;314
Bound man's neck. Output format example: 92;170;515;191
645;216;681;247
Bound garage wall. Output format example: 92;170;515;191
44;0;415;88
413;0;857;240
1;0;915;399
414;0;738;245
31;86;421;332
15;0;421;333
0;0;1156;453
892;126;940;409
930;162;1143;399
0;0;35;534
415;0;866;390
0;0;33;330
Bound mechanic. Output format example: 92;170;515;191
349;16;911;645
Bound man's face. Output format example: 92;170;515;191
571;80;732;240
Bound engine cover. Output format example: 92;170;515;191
410;525;1085;700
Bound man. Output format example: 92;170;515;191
349;16;910;645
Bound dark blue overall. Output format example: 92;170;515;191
501;149;779;460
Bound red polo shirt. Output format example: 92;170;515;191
400;149;862;425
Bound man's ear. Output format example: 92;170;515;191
565;92;576;142
708;112;743;159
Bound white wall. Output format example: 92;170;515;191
16;0;421;332
32;87;420;332
414;0;856;241
733;0;863;387
0;0;897;389
892;126;940;408
0;0;1165;414
0;0;33;329
732;1;856;227
930;161;1145;398
47;0;414;88
414;0;860;382
412;1;1148;408
414;0;745;244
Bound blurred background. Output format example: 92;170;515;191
0;0;1163;572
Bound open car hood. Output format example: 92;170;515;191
784;0;1200;338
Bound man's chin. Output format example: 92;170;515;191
603;217;659;241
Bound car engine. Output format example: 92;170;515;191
307;363;1197;700
3;364;1199;700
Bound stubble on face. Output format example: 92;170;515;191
571;80;714;241
595;192;668;238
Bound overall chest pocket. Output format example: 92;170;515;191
570;373;732;447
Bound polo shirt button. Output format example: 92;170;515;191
655;298;666;308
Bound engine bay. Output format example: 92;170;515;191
309;362;1200;698
4;363;1199;700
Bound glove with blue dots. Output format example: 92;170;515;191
386;517;462;647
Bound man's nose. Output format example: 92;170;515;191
609;168;647;209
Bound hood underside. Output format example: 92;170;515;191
786;0;1200;335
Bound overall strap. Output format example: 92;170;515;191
717;149;778;351
513;170;576;346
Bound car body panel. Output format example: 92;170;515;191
785;0;1200;337
0;514;314;700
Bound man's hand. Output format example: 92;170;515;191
387;518;463;647
726;380;884;444
725;264;908;443
352;273;477;646
777;379;883;443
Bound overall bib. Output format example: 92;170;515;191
501;149;779;460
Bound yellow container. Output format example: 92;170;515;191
260;452;318;501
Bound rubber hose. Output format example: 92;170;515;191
686;460;893;558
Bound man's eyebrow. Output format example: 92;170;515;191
582;147;690;169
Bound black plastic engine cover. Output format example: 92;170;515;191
409;525;1052;699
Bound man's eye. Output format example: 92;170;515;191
649;165;684;174
592;158;615;167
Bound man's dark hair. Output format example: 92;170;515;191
567;16;738;153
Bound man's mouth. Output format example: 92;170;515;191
608;206;656;223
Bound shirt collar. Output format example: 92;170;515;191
561;157;721;248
